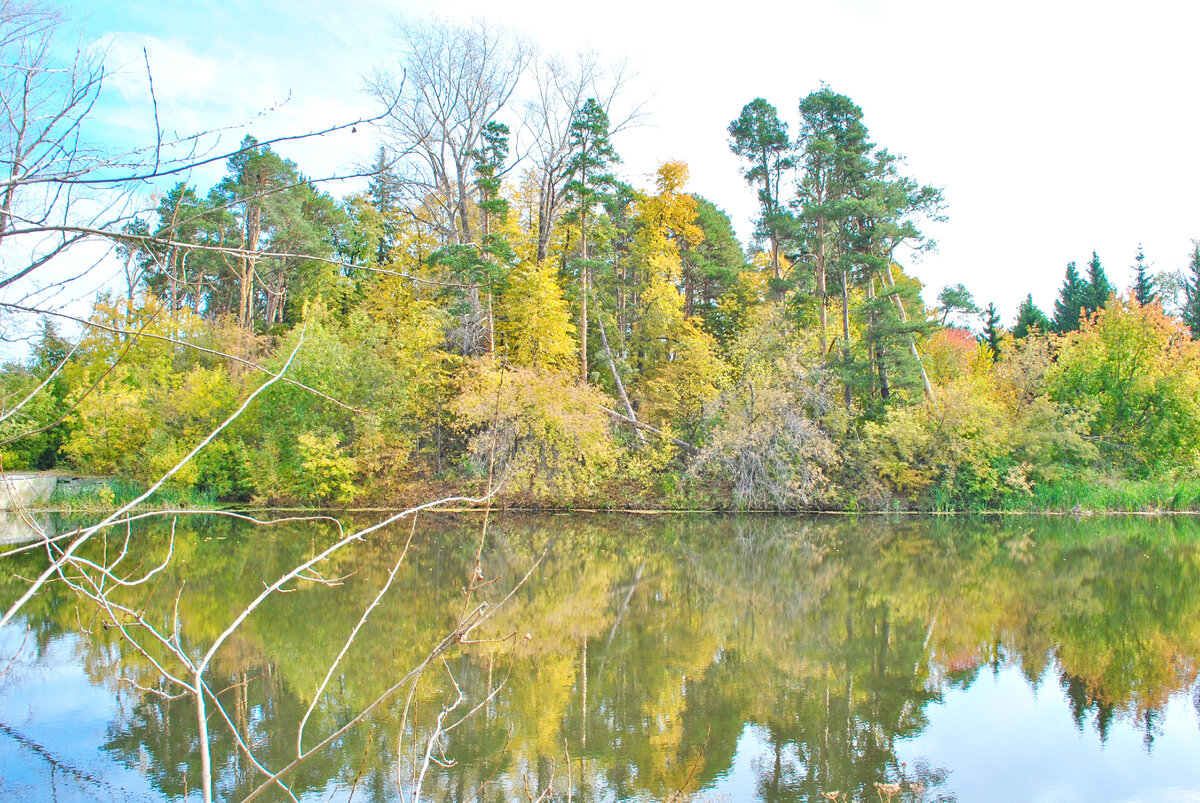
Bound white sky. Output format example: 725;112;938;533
65;0;1200;325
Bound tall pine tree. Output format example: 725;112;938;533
1182;243;1200;339
564;98;619;383
728;98;792;281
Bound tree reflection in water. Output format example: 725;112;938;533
2;513;1200;801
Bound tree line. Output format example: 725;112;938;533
5;16;1200;510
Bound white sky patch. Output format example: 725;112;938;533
45;0;1200;329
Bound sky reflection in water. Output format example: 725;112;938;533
1;513;1199;801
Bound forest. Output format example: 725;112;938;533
6;15;1200;512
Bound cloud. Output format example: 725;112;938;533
92;31;304;152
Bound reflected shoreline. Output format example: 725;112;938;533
2;513;1200;801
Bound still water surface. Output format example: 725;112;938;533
1;513;1199;801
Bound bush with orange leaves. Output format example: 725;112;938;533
1048;295;1200;471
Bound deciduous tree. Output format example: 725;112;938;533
369;18;527;246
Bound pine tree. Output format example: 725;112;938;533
937;283;980;326
1052;261;1088;333
1012;294;1052;339
1083;250;1113;316
728;98;792;280
980;302;1003;359
1132;244;1156;305
564;98;619;383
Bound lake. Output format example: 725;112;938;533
1;512;1199;801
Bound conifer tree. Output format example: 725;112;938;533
1052;261;1088;333
980;302;1003;359
728;98;792;281
795;89;871;354
1084;250;1113;316
1012;294;1052;339
563;98;618;383
1132;244;1156;305
936;283;980;326
1182;243;1200;339
366;147;403;265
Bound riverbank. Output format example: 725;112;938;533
35;471;1200;515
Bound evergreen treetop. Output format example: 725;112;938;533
1132;244;1157;306
1053;261;1088;333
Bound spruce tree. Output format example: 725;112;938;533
980;302;1003;359
1012;294;1052;339
1083;250;1113;316
1183;244;1200;339
365;146;404;266
1052;261;1088;333
1132;244;1156;305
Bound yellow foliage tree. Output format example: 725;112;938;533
495;260;577;372
630;161;703;285
1049;295;1200;468
453;359;619;505
626;162;728;439
631;278;728;440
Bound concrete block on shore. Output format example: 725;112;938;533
0;473;57;510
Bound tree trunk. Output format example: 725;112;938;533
841;270;851;409
817;236;828;355
536;176;557;263
579;205;588;384
238;203;261;331
600;406;697;455
482;206;494;354
870;281;890;401
455;153;473;246
167;247;178;314
683;260;694;317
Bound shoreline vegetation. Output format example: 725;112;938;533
6;19;1200;518
35;473;1200;515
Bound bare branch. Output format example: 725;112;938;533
0;322;311;629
